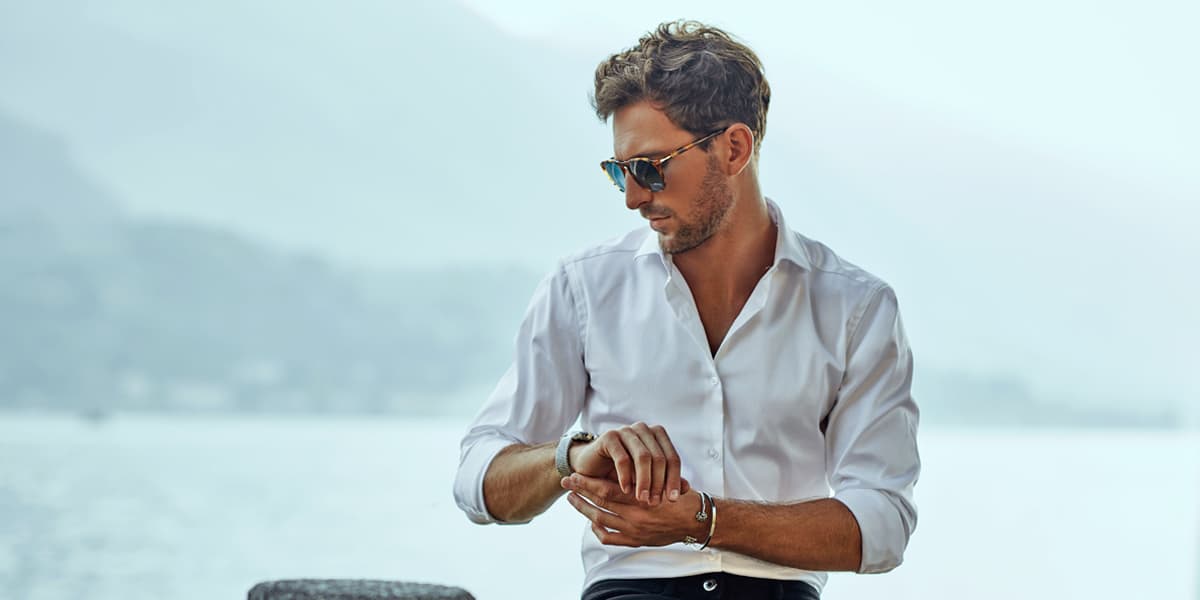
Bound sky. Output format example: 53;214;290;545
462;0;1198;178
462;0;1200;417
1;0;1196;419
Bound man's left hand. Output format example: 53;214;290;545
562;473;708;547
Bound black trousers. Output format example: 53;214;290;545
582;572;821;600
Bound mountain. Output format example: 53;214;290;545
0;110;1182;426
0;111;540;414
0;2;1192;424
0;0;632;270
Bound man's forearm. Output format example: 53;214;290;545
710;497;863;572
561;474;865;572
482;442;565;523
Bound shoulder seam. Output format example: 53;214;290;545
791;233;883;286
562;246;639;266
807;264;881;284
846;280;892;348
559;260;590;360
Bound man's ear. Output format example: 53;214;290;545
721;123;755;176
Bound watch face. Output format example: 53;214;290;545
572;432;596;442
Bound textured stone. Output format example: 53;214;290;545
247;579;474;600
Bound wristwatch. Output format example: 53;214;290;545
555;431;597;478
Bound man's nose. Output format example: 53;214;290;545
624;177;653;211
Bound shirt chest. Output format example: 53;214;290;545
579;278;847;447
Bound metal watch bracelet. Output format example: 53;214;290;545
555;431;596;478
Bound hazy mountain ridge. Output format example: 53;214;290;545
0;109;1178;427
0;112;540;414
4;1;1193;420
0;0;618;269
0;1;1189;426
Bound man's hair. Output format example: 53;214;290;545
592;20;771;152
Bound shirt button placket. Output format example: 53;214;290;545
707;367;726;498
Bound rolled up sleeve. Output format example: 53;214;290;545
825;283;920;574
452;261;588;525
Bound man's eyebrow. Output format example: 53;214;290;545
614;147;672;161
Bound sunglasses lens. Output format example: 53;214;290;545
629;161;666;192
602;161;626;192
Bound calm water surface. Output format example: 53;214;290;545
1;415;1197;600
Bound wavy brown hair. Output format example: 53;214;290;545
592;20;771;153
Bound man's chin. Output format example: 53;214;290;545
660;233;704;256
657;233;680;255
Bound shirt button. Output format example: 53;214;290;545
702;578;718;592
708;448;720;460
709;376;720;387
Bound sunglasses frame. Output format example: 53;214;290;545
600;127;728;193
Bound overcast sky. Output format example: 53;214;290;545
464;0;1198;176
2;0;1196;418
465;0;1200;419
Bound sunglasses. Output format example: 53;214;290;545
600;127;726;193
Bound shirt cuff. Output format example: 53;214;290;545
453;435;532;525
833;487;913;574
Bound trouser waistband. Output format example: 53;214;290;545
582;572;820;600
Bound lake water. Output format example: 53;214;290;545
1;415;1197;600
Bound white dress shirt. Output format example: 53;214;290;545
453;199;920;593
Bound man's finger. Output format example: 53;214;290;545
599;433;635;495
616;428;653;503
648;424;682;502
565;473;636;506
566;492;628;532
631;422;667;506
591;521;638;547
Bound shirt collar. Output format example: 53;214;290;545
766;197;812;272
634;224;662;260
633;197;812;272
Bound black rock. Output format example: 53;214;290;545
248;579;474;600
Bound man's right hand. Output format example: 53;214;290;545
567;422;684;506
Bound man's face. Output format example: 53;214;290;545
612;102;734;255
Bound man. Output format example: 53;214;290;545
453;20;919;599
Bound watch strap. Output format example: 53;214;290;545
555;431;595;478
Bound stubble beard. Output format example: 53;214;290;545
660;154;734;255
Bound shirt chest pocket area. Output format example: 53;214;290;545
723;338;844;445
582;325;715;427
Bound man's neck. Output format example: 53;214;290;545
672;192;776;307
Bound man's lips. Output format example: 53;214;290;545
640;207;671;221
